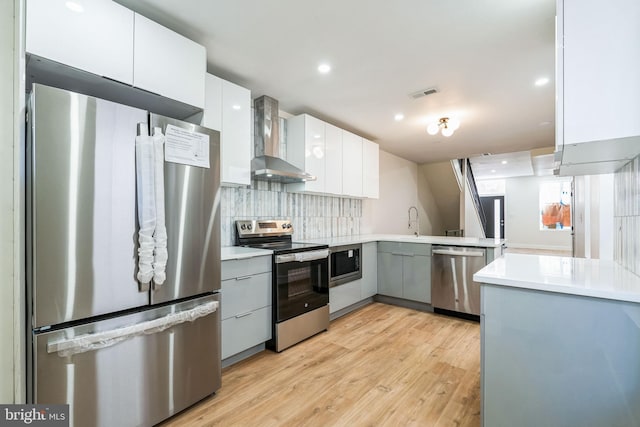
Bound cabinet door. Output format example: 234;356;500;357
202;73;223;131
377;252;403;298
221;272;271;320
222;306;271;359
329;280;362;314
403;254;431;303
362;138;379;199
26;0;134;84
221;80;251;185
562;0;640;144
303;115;326;193
324;123;343;195
342;131;363;197
361;242;378;298
133;13;206;108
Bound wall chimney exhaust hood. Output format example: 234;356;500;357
251;95;316;183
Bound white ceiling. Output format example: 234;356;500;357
116;0;557;164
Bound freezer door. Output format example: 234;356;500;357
28;84;149;328
149;114;221;304
33;294;221;427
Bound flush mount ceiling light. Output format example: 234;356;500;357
65;0;84;12
394;113;404;121
317;63;331;74
427;117;460;137
535;77;549;86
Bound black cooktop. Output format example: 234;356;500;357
242;241;328;255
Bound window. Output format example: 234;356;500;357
540;179;572;230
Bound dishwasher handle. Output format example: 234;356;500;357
432;248;485;257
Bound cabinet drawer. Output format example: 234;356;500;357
222;255;271;281
378;241;431;256
221;306;271;359
329;280;362;314
221;272;271;320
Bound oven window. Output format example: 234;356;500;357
275;258;328;322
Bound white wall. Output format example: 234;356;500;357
505;176;573;251
362;150;421;235
0;0;19;404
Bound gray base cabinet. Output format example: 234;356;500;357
221;256;272;360
360;242;378;298
481;284;640;427
377;242;431;303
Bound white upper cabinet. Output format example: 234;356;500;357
557;0;640;174
342;130;363;197
26;0;134;85
287;114;326;194
202;74;223;131
324;123;343;195
133;13;206;108
203;73;251;186
362;138;379;199
221;79;251;186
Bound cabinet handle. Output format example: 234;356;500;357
235;311;253;319
391;252;414;257
235;275;252;281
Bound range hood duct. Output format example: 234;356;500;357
251;95;316;183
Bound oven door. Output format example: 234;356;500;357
274;249;329;322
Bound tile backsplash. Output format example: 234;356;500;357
614;155;640;276
220;180;362;246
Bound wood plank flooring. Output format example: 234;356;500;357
161;303;481;427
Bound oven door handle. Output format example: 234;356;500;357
275;249;330;264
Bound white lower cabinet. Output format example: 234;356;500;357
329;242;378;316
221;256;272;360
329;280;361;314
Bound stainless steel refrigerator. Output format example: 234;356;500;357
26;84;221;427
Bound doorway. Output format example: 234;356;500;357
480;196;505;239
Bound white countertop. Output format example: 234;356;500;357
221;246;273;261
299;234;504;248
474;253;640;304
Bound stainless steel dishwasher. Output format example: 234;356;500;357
431;246;486;316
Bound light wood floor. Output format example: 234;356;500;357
161;303;481;427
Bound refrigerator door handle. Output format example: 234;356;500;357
47;300;219;357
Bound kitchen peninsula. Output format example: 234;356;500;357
474;254;640;427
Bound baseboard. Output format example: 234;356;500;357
330;298;374;321
222;343;266;369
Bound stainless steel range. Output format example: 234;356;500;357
235;220;329;352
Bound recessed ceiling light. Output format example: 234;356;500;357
65;1;84;12
501;160;508;165
318;63;331;74
535;77;549;86
491;169;497;173
232;104;241;110
394;113;404;121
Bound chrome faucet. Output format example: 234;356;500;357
408;206;419;236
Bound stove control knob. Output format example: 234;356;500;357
282;224;287;229
247;224;252;230
287;224;292;229
240;224;246;230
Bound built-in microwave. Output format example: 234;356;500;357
329;244;362;287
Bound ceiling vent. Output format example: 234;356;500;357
409;87;438;99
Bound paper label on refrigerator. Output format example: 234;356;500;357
164;124;210;168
